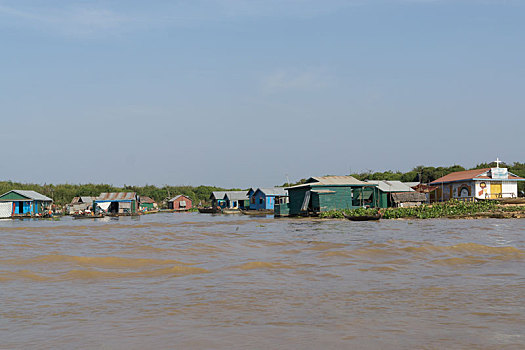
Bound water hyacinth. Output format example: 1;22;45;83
318;200;514;219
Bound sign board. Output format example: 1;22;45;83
491;168;508;180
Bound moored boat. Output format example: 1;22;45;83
197;207;221;214
222;208;242;214
240;209;274;216
344;213;382;221
72;213;105;219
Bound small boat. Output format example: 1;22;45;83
73;213;105;219
240;209;274;216
198;207;221;214
222;208;241;214
344;213;382;221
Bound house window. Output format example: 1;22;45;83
259;198;263;204
251;197;255;204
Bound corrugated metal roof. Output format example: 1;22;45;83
0;190;53;201
365;180;414;193
224;191;249;201
287;176;368;189
96;192;137;201
140;196;156;204
256;187;288;196
430;169;489;184
310;176;367;185
391;192;427;203
403;182;420;188
210;191;226;200
80;196;94;203
169;195;192;202
430;168;525;184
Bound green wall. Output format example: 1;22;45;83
288;185;381;216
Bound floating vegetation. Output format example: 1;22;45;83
318;200;525;219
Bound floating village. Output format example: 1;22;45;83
1;160;524;221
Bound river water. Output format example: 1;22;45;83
0;213;523;349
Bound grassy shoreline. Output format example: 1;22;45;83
318;200;525;220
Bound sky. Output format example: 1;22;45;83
0;0;524;188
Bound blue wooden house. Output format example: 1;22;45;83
251;188;288;210
0;190;53;217
210;191;227;208
224;191;249;209
247;188;256;208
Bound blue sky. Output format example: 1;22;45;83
1;0;524;188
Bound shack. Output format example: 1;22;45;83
285;176;379;216
139;196;158;211
391;192;427;207
66;196;95;214
0;190;53;217
364;180;416;208
224;191;249;209
94;192;139;215
210;191;227;208
251;188;288;210
168;195;192;211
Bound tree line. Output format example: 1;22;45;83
0;182;235;207
2;161;523;206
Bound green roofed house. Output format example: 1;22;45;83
284;176;379;216
0;190;53;218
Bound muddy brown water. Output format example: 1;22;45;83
1;214;524;349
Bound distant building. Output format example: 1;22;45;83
364;180;417;208
0;190;53;218
67;196;95;214
429;162;525;201
390;192;427;208
250;188;288;210
168;195;192;211
210;191;227;208
224;191;249;209
94;192;139;215
139;196;158;211
285;176;379;216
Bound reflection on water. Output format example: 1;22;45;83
1;214;524;349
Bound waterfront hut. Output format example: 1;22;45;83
429;160;525;202
94;192;139;215
390;192;427;207
210;191;227;208
67;196;95;214
247;188;257;209
224;191;249;209
364;180;416;208
251;188;288;210
168;195;192;211
139;196;158;211
285;176;379;216
0;190;53;217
